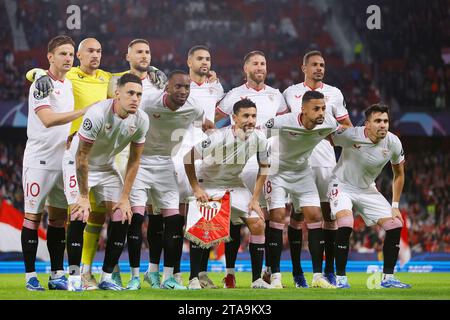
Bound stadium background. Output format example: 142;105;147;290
0;0;449;275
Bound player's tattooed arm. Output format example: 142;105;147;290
72;140;93;222
76;140;92;198
391;161;405;224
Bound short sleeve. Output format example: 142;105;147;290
330;127;356;148
332;89;349;121
29;82;52;113
132;115;149;146
256;133;269;166
390;136;405;165
77;108;102;144
275;91;289;115
217;91;234;115
194;130;222;158
214;81;225;102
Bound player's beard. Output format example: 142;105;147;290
249;71;266;85
133;62;149;73
196;66;210;77
314;116;324;124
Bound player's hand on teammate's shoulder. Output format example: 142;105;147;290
193;187;209;203
148;66;167;90
34;70;54;99
113;196;133;224
248;198;264;220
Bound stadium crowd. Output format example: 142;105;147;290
1;0;449;113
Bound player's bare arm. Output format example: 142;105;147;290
184;147;209;202
113;143;144;224
391;161;405;224
249;163;270;219
73;139;93;222
36;106;89;128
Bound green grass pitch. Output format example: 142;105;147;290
1;272;449;300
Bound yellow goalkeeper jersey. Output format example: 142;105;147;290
65;67;125;133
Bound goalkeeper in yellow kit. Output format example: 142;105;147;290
27;37;167;290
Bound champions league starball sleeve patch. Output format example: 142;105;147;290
82;118;93;131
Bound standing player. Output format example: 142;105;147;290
215;51;289;288
21;35;88;291
65;73;149;291
328;104;410;289
283;50;353;287
26;38;166;290
185;99;273;289
130;71;212;290
264;91;345;289
176;45;224;289
107;39;164;290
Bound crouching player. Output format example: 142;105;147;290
328;104;410;289
64;73;148;291
184;99;274;289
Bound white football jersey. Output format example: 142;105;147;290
195;127;269;187
23;75;74;170
74;99;149;168
283;82;349;167
142;75;163;100
181;80;225;149
140;92;204;162
217;83;289;126
331;127;405;189
190;80;224;122
265;112;338;172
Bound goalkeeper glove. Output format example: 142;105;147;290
33;69;53;99
148;66;167;90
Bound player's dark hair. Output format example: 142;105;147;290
233;98;257;115
365;104;390;120
117;73;142;87
303;50;323;65
302;90;325;105
128;39;150;49
48;35;75;53
188;45;210;57
168;70;189;80
244;50;265;64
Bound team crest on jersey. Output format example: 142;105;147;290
98;76;105;82
128;125;137;135
152;114;161;119
105;123;112;131
268;94;274;101
265;118;274;128
382;148;390;158
77;74;84;79
295;94;302;99
201;138;211;149
352;144;361;150
83;118;92;131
